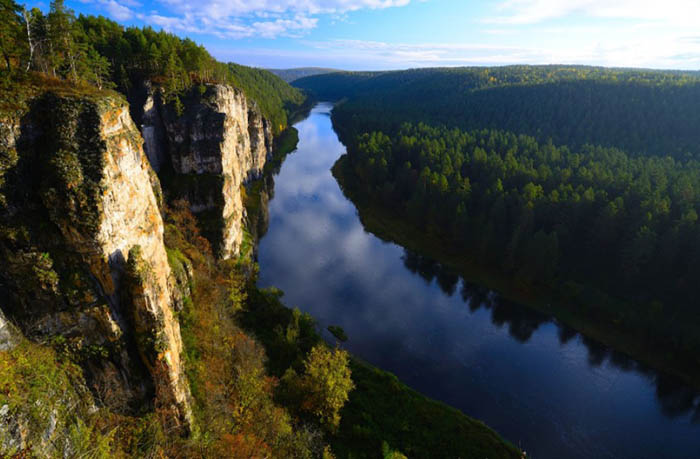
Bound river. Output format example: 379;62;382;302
257;103;700;459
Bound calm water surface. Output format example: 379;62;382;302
258;103;700;459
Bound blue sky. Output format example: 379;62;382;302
32;0;700;70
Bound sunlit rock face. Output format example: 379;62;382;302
142;83;273;258
0;93;191;429
94;101;191;428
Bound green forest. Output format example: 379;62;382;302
296;66;700;158
297;66;700;372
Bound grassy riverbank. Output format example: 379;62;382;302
240;286;523;459
333;155;700;391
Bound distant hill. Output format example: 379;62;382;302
296;65;700;158
268;67;341;83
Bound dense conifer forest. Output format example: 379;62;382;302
296;66;700;158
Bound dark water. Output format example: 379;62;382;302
257;103;700;459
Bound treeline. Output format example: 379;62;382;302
267;67;340;83
1;0;306;133
296;66;700;158
339;122;700;357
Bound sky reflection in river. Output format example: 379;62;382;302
257;103;700;459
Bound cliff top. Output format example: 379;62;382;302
0;73;125;119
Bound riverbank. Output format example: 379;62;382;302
332;154;700;392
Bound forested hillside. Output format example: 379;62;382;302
297;66;700;158
336;124;700;361
1;1;307;133
309;66;700;380
227;63;312;130
268;67;340;83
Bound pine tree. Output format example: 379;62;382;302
80;47;111;89
47;0;76;78
0;0;23;71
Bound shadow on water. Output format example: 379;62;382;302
402;247;700;422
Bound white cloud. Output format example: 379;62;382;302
303;37;700;69
77;0;137;21
489;0;700;26
121;0;414;38
156;0;411;16
252;16;319;39
104;0;134;20
142;13;205;34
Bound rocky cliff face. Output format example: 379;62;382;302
0;93;191;429
140;84;168;174
141;84;273;258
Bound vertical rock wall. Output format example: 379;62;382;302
0;93;191;429
143;84;273;258
141;84;168;173
94;102;191;427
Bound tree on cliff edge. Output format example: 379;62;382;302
0;0;23;71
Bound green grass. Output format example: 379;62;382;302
0;71;124;117
334;359;521;459
0;340;114;457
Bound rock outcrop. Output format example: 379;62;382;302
0;92;191;428
141;84;273;258
0;308;18;351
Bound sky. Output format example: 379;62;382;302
33;0;700;70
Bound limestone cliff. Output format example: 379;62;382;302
140;83;273;258
0;92;191;429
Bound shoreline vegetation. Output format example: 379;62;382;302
332;153;700;391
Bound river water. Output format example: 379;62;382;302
257;103;700;459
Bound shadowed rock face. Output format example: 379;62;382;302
141;85;168;174
0;93;191;429
0;308;17;351
141;83;273;258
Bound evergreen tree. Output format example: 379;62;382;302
47;0;76;78
0;0;23;71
